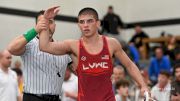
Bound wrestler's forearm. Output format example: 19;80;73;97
127;62;147;87
39;29;51;52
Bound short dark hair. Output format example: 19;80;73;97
155;46;163;51
174;62;180;71
78;7;99;20
115;79;129;89
35;10;45;24
159;70;171;78
12;68;23;76
154;46;164;55
174;47;180;56
108;6;113;10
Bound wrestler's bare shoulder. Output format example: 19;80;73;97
105;36;121;45
63;39;79;53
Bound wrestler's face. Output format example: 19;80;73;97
78;14;100;37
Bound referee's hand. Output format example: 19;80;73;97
35;16;48;33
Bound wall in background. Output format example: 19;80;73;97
0;0;180;63
0;0;125;64
0;0;126;50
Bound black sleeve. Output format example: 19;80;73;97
117;15;124;28
101;16;109;33
129;35;135;43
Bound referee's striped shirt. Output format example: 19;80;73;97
21;37;71;95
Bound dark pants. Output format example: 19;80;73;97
23;93;61;101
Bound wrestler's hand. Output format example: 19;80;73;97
141;86;150;97
141;86;154;101
44;6;60;19
35;15;49;33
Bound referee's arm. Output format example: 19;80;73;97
8;35;27;56
8;24;43;55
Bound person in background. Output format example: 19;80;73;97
62;63;78;101
129;25;149;49
174;47;180;61
129;25;149;59
0;50;21;101
115;79;130;101
112;65;125;94
165;36;178;65
128;43;140;66
13;60;22;69
151;71;171;101
12;67;23;99
171;63;180;101
148;46;171;85
101;6;124;40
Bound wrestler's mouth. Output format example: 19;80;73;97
83;29;90;33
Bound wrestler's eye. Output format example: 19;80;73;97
86;19;94;24
79;19;94;24
79;20;85;24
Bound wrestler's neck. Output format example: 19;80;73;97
82;33;101;44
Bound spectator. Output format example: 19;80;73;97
174;47;180;61
128;43;140;65
129;25;149;51
115;79;130;101
62;64;78;101
12;68;23;98
165;36;178;65
13;60;22;69
0;50;21;101
170;63;180;101
151;71;171;101
101;6;124;40
112;65;125;94
148;47;171;84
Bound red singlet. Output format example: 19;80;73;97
77;36;115;101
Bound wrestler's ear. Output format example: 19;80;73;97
96;20;101;28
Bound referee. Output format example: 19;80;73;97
8;10;71;101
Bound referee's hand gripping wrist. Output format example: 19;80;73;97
35;16;49;33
